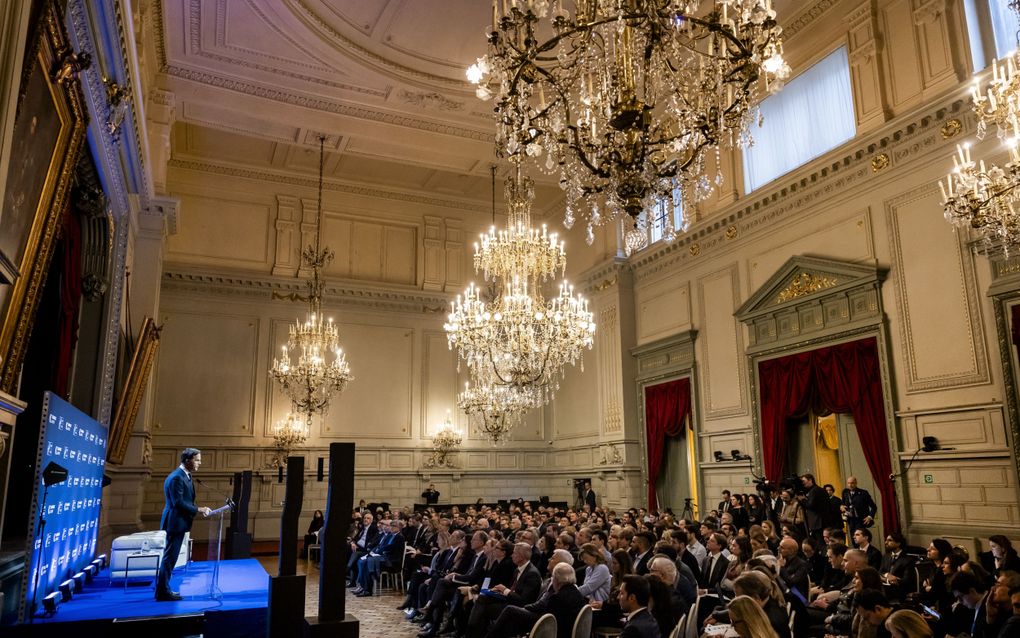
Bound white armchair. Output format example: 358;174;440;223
109;530;190;582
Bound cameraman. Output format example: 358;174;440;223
797;473;827;542
841;476;877;533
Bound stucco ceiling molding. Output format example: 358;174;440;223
167;158;488;214
212;0;334;73
286;0;470;90
630;96;972;281
162;269;452;315
163;64;493;142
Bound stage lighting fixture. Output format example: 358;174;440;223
72;572;85;592
41;591;59;614
713;451;725;462
58;579;74;602
95;554;107;567
42;461;69;486
922;436;941;452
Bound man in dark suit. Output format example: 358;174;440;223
778;537;810;597
467;542;542;638
619;574;661;638
699;533;731;590
422;483;441;505
631;532;655;575
354;519;406;596
347;512;380;586
582;482;597;511
879;531;916;600
157;448;211;601
852;527;883;570
485;562;585;638
840;476;877;533
718;490;732;514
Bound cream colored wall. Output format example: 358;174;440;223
623;0;1017;544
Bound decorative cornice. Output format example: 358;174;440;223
783;0;842;39
162;269;453;315
579;258;630;296
167;157;489;214
630;95;971;281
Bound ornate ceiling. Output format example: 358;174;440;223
146;0;821;215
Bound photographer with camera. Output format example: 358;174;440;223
797;473;828;543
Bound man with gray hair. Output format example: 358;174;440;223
485;562;585;638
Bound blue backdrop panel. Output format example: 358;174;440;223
22;392;108;618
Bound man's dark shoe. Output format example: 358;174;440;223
156;591;183;601
356;590;372;597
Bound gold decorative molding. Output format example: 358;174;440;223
940;118;962;139
689;243;701;256
725;225;738;240
775;272;839;304
871;153;890;172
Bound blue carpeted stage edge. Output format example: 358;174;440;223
30;558;269;637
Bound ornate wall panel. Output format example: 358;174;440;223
422;330;458;437
746;209;874;293
886;185;990;392
635;276;691;345
880;0;924;110
698;264;747;418
167;193;272;267
153;310;260;437
272;194;301;276
904;458;1019;529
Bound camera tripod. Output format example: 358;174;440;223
681;498;697;520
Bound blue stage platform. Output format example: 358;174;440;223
21;558;270;637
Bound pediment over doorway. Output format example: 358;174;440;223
736;256;888;354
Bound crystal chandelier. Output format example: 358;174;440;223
270;136;353;426
941;46;1020;250
425;411;464;468
457;379;540;445
467;0;789;252
271;413;308;467
444;163;595;400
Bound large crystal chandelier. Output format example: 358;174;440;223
444;162;595;401
457;379;541;445
467;0;789;253
941;45;1020;250
270;136;353;426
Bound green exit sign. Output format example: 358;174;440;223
923;474;934;484
744;477;750;485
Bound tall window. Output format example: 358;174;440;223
742;47;855;193
964;0;1020;72
649;183;685;244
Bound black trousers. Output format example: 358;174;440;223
156;530;186;595
486;606;538;638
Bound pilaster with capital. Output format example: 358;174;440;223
845;1;892;133
145;88;175;194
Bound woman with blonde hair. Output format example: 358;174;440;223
727;595;780;638
884;609;934;638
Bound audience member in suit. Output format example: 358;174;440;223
984;570;1020;638
402;530;459;614
419;531;487;637
855;588;896;638
485;562;585;638
156;447;211;601
853;527;884;570
718;490;732;515
422;483;441;505
466;542;542;638
879;531;916;600
647;555;691;628
631;532;655;575
354;519;406;596
950;571;997;638
841;476;878;533
778;537;810;597
618;574;661;638
347;512;380;586
798;473;828;542
582;482;597;511
699;532;732;591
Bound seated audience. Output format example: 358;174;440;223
852;527;883;570
577;543;611;603
727;594;780;638
884;609;933;638
855;588;895;638
618;574;660;638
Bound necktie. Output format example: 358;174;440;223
510;568;519;589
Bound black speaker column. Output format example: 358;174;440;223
306;442;359;638
226;470;252;559
268;456;306;638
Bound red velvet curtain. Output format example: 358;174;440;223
54;205;82;398
645;377;692;510
758;338;899;531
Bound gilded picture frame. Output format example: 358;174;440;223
0;1;87;391
107;317;162;465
